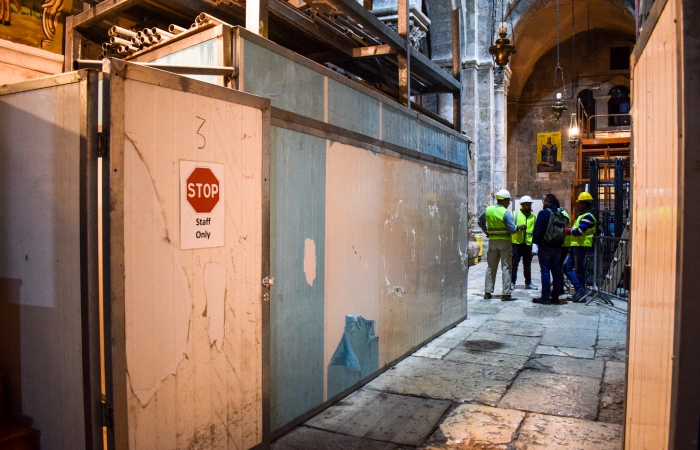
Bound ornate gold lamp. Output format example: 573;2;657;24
551;93;567;120
489;23;516;69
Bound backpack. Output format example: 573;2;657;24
544;207;569;243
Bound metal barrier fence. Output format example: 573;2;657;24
584;236;630;311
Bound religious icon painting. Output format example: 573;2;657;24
536;132;562;173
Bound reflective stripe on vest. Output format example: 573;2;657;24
561;209;571;247
486;205;510;240
511;210;535;245
570;211;596;247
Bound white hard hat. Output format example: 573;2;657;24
520;195;534;203
495;189;511;200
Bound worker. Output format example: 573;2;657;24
531;194;568;304
478;189;519;301
563;191;597;302
559;207;572;292
511;195;537;290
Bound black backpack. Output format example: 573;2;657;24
544;208;569;243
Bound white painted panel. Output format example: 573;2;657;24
0;82;86;449
121;78;263;449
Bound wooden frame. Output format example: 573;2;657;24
0;70;102;450
102;59;271;450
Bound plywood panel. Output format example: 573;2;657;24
626;1;678;448
269;127;327;430
0;81;86;449
324;141;469;400
119;78;263;449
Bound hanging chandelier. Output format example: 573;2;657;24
489;23;516;69
550;0;567;120
489;0;516;69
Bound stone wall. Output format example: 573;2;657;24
506;29;634;212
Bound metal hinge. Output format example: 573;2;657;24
98;132;109;158
102;400;114;427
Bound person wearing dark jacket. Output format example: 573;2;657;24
531;194;566;304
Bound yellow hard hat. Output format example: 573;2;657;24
577;192;594;202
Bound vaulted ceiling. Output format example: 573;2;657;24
508;0;634;99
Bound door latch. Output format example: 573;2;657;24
262;277;275;288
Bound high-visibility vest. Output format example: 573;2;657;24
485;205;511;241
561;209;571;247
511;210;535;245
570;211;596;247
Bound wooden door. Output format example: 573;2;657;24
103;60;271;450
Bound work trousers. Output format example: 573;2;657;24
485;239;512;295
538;245;563;300
564;246;590;293
511;243;533;285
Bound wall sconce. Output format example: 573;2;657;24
568;113;581;148
551;92;567;120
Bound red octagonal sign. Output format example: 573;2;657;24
186;167;220;213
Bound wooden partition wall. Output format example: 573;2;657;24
628;0;700;447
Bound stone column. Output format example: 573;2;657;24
493;66;511;195
476;62;495;213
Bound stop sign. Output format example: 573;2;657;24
186;167;220;213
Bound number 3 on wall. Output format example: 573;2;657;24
196;116;206;149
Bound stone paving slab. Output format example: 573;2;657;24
455;314;490;329
595;346;626;362
540;326;598;350
599;361;626;425
421;404;526;449
498;370;601;420
365;357;512;405
479;320;545;337
414;345;452;359
493;307;560;325
444;346;530;369
535;345;595;359
272;426;402;450
525;355;605;378
514;414;623;449
548;311;600;330
597;337;627;349
306;389;451;446
463;331;540;356
468;301;504;315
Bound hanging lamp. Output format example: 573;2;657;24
489;0;516;69
550;0;567;120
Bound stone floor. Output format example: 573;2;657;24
272;259;628;449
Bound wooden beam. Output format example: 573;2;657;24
397;0;409;107
246;0;269;38
72;0;146;29
451;8;461;132
351;44;395;58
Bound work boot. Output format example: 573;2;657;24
532;297;552;305
501;295;516;301
525;283;537;290
570;290;587;303
484;292;492;299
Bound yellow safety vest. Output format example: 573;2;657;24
511;210;535;245
569;211;596;247
561;209;571;247
485;205;510;241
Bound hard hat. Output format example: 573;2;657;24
519;195;533;203
495;189;511;200
577;192;594;202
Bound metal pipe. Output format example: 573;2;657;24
151;27;175;38
110;36;132;47
196;13;227;26
332;14;380;45
168;24;187;34
109;26;137;39
72;60;239;78
117;45;138;54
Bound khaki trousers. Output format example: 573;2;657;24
485;239;512;295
